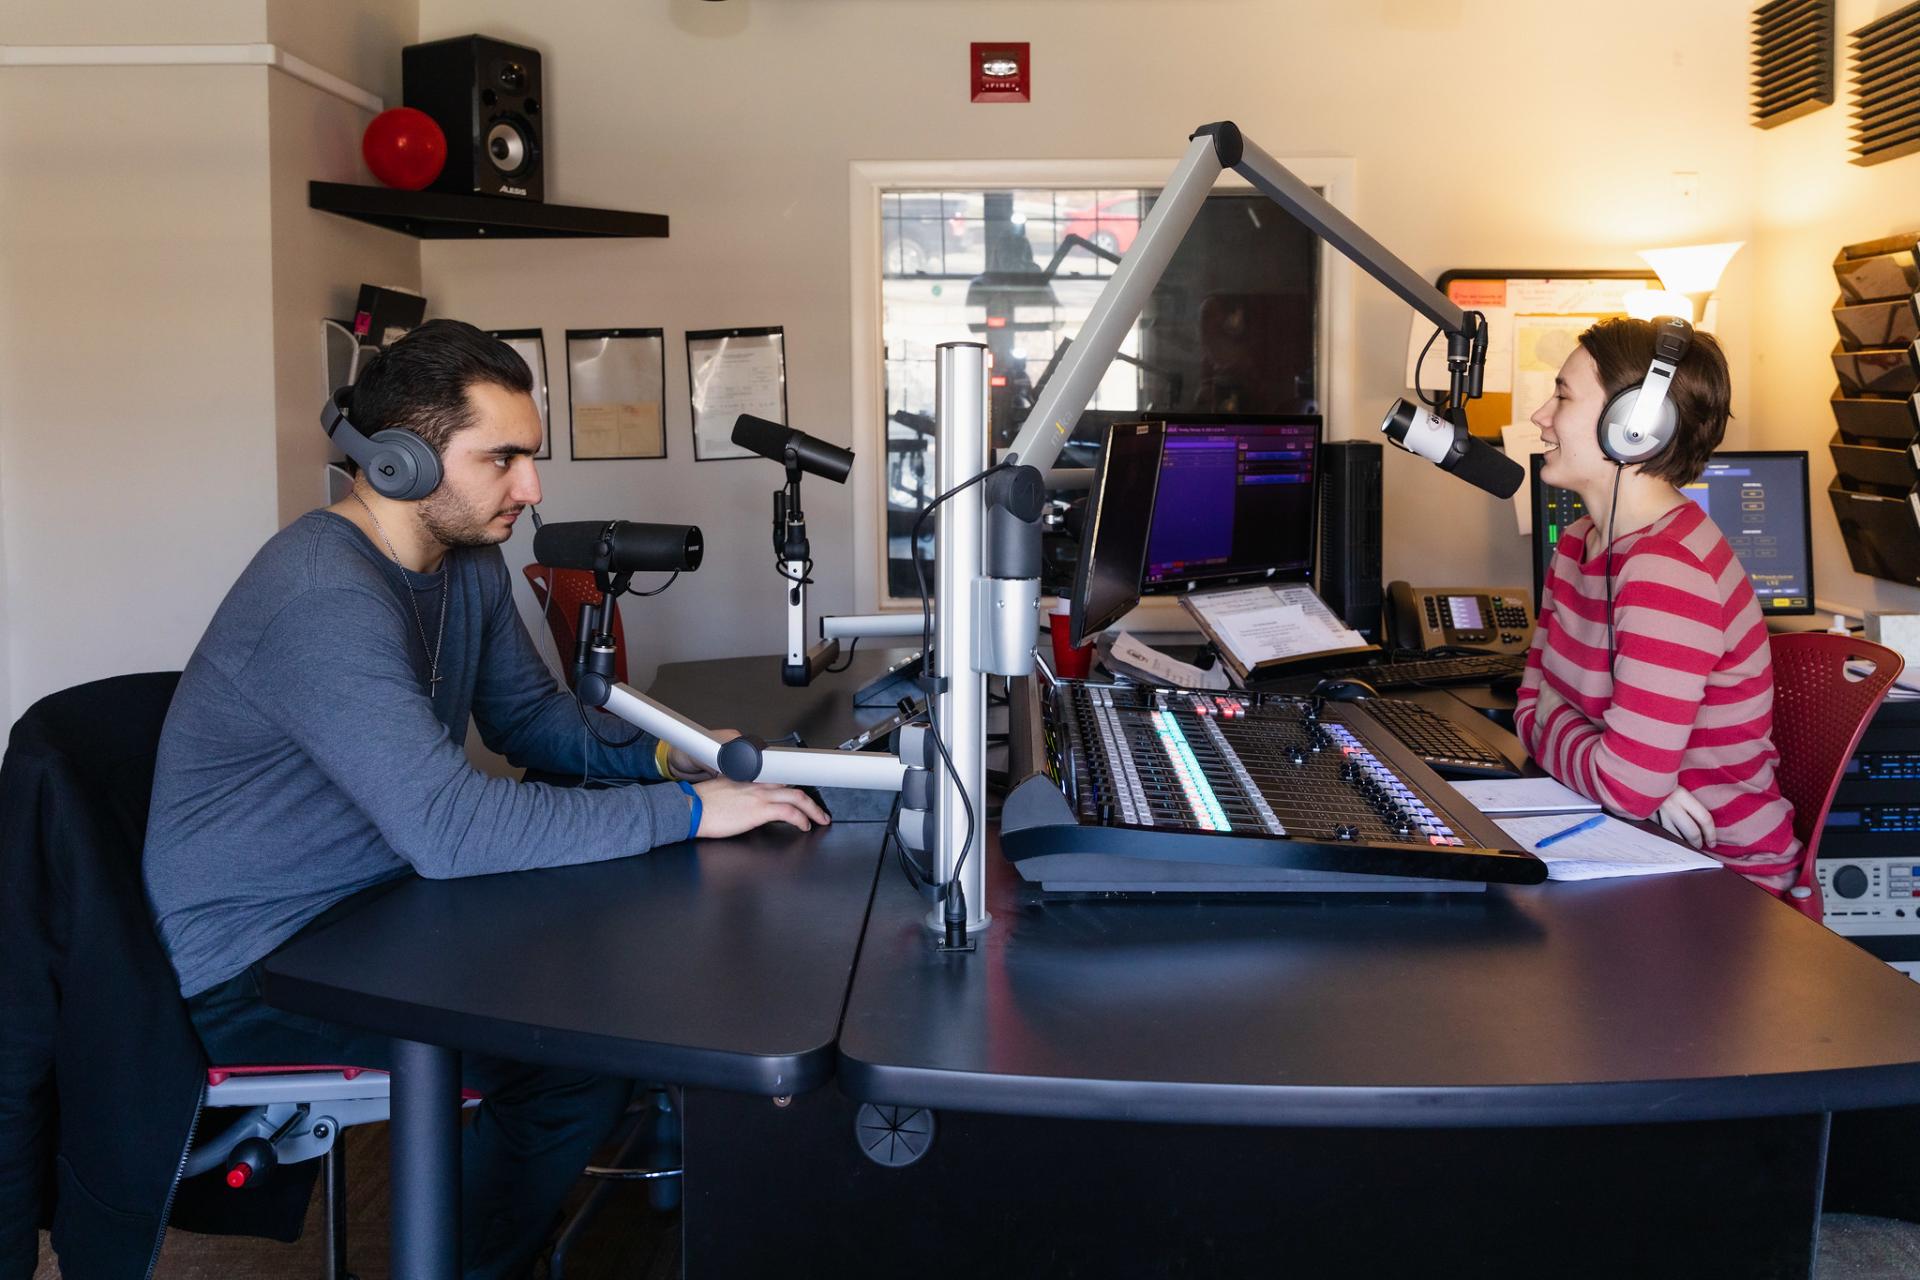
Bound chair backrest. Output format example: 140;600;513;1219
1768;633;1904;907
522;564;628;688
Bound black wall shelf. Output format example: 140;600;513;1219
309;182;668;240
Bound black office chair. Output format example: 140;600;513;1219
0;672;388;1277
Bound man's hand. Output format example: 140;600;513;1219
669;729;739;781
691;777;831;838
1654;786;1717;849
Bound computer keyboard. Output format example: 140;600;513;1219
1317;652;1527;690
1357;698;1519;780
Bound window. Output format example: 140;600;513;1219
876;183;1325;600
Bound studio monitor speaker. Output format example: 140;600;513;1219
1318;440;1383;641
403;34;543;201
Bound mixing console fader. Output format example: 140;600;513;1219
1002;679;1543;892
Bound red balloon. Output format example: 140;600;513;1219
362;108;447;191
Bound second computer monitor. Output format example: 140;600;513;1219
1141;414;1323;594
1529;450;1814;616
1068;420;1168;648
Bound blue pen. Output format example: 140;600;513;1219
1536;813;1606;848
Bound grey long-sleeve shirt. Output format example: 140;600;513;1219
144;511;691;997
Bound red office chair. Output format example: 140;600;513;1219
523;564;628;688
1768;632;1904;921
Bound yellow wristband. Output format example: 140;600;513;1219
654;738;678;781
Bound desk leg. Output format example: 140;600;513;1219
390;1037;461;1280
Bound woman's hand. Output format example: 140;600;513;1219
669;729;739;781
1654;786;1717;849
691;776;831;839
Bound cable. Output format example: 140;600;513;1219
910;461;1012;911
886;791;939;894
576;695;646;749
774;557;814;587
628;571;680;598
1414;324;1445;409
1604;462;1624;674
823;635;859;674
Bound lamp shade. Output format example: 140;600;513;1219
1623;289;1698;322
1636;241;1744;295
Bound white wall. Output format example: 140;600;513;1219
0;63;280;726
0;1;419;739
1751;0;1920;619
417;0;1758;685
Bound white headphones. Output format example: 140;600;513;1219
1597;315;1693;466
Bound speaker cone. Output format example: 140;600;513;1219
486;120;529;174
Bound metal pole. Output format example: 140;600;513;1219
389;1038;460;1280
1229;134;1464;335
932;341;991;932
1005;132;1223;474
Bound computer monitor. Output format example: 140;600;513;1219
1140;414;1323;594
1529;450;1815;616
1068;420;1167;648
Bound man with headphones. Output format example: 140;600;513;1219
1515;315;1800;891
143;319;827;1279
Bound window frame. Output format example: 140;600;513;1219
849;156;1358;614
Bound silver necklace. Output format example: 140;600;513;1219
351;490;449;692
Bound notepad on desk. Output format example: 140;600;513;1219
1450;778;1602;815
1179;584;1376;683
1494;812;1722;882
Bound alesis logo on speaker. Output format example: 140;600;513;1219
402;34;545;203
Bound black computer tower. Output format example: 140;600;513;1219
1318;440;1383;641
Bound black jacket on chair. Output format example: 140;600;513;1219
0;672;204;1279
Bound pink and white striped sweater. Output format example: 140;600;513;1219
1515;499;1800;885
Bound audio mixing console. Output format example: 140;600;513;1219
1002;679;1543;893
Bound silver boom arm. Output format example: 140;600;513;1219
600;681;911;792
1004;121;1472;474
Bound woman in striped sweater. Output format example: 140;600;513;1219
1516;317;1799;890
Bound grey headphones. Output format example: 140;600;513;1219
1597;315;1693;466
319;386;442;501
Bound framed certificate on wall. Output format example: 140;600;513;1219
686;326;788;461
489;328;552;459
566;328;667;461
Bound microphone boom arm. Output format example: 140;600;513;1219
1002;121;1487;473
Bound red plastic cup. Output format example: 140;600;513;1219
1048;611;1095;679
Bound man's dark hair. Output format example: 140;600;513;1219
342;319;533;470
1578;316;1732;487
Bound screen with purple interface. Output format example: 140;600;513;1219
1142;415;1322;592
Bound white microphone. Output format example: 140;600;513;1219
1379;399;1524;499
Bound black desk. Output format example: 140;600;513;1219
263;656;1920;1277
260;655;899;1279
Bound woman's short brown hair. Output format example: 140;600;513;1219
1577;316;1731;486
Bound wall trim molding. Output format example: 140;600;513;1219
0;43;383;113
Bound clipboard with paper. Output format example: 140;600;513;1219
1178;584;1378;682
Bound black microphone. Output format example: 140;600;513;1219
732;415;854;485
1379;399;1524;500
533;521;704;574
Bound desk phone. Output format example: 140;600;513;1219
1385;582;1534;655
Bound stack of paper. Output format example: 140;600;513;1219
1103;632;1231;691
1494;812;1721;882
1450;778;1600;815
1181;585;1371;676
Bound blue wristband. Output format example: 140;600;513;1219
678;780;701;839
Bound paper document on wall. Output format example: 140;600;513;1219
1495;813;1721;881
1500;420;1546;538
1105;631;1231;690
1185;586;1367;667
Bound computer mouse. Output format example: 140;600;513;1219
1488;672;1523;700
1310;677;1378;702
